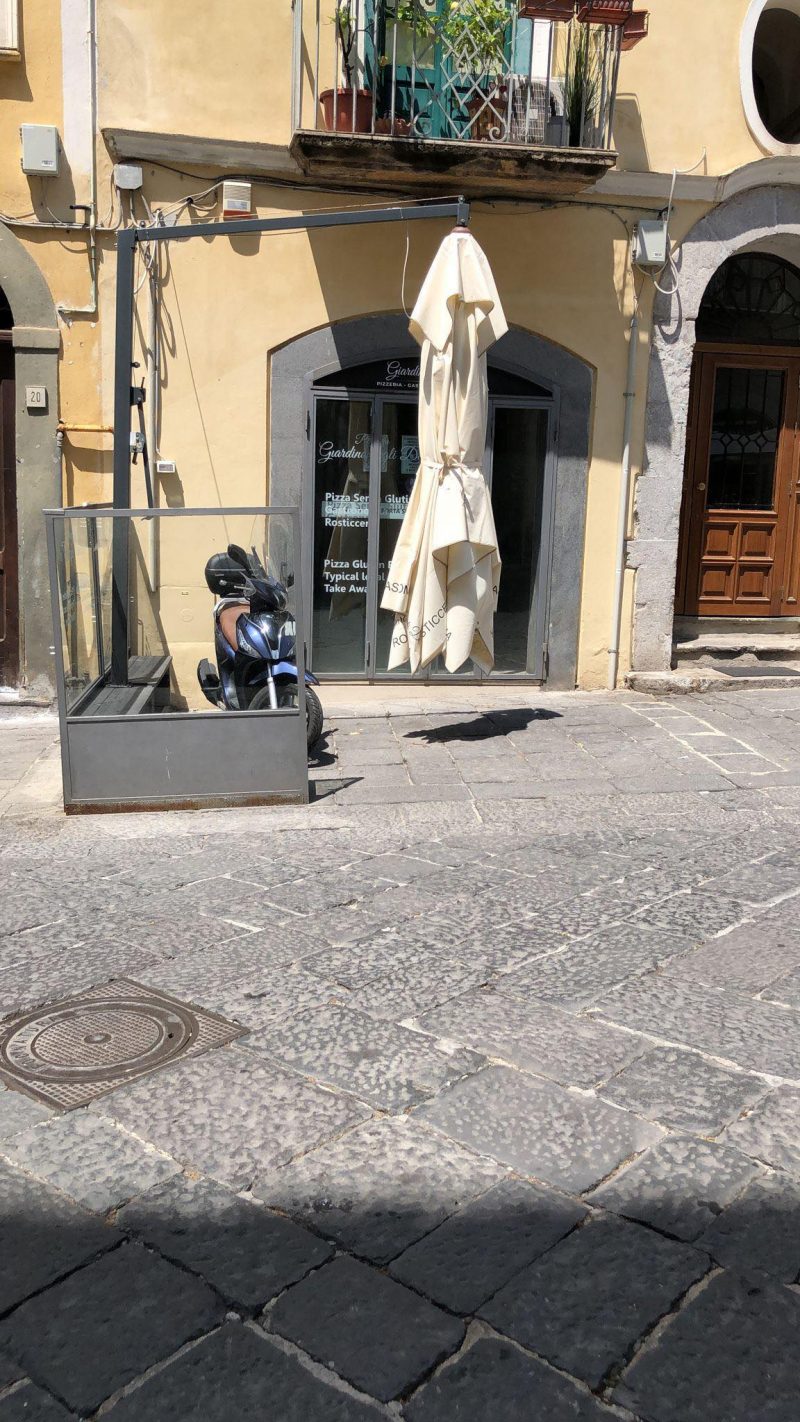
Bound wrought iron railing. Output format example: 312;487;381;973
291;0;628;151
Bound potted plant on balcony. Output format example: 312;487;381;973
563;19;601;145
518;1;575;19
320;0;374;134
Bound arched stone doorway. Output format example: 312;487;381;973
631;186;800;672
675;252;800;617
269;315;592;688
0;222;60;695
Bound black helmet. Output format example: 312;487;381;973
204;552;249;598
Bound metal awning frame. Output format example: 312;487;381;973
110;197;469;682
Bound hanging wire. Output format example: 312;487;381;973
400;225;411;319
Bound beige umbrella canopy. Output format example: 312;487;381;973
381;228;507;674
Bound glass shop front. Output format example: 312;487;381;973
309;357;553;680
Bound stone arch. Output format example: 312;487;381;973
268;313;593;688
631;186;800;672
0;221;60;693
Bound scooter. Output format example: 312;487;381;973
197;542;324;748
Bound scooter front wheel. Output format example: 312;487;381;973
249;683;324;749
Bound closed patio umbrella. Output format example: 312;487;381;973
381;228;507;673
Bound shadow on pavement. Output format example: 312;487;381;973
0;1172;798;1420
404;708;561;744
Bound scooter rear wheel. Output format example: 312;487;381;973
249;683;324;749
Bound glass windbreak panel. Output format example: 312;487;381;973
312;398;371;674
376;400;418;675
707;366;785;510
489;405;548;676
59;512;300;718
54;515;113;712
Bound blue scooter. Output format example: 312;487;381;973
197;543;323;747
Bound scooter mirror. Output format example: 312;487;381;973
227;543;251;571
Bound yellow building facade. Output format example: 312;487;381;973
2;0;799;700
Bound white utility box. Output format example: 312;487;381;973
20;124;60;176
634;220;669;269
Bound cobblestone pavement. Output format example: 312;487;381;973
3;688;800;1418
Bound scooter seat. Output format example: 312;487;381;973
219;601;249;652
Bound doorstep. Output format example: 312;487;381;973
626;667;800;695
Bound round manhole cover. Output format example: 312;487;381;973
1;994;198;1086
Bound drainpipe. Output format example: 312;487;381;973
607;284;640;691
57;0;98;322
145;256;160;589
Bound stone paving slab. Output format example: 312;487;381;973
592;976;800;1078
0;1242;223;1416
415;988;648;1090
482;1215;709;1388
249;1004;485;1111
253;1117;506;1263
614;1270;800;1422
388;1177;587;1314
137;954;336;1028
762;963;800;1005
598;1047;768;1136
697;1170;800;1283
589;1135;761;1241
118;1175;333;1311
0;1085;51;1142
492;923;693;1010
268;1255;464;1402
404;1338;626;1422
0;1384;73;1419
93;1048;369;1189
345;953;493;1021
2;1112;179;1214
416;1066;662;1193
0;1159;120;1313
719;1084;800;1172
104;1322;390;1420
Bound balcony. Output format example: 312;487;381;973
290;1;633;199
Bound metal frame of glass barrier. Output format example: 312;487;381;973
45;506;310;814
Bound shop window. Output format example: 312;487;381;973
308;358;552;679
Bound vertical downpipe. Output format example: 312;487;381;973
608;267;640;690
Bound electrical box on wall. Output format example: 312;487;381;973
222;181;252;218
113;163;143;191
20;124;60;177
634;219;669;269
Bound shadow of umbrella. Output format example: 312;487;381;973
404;707;561;744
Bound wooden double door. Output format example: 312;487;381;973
676;347;800;617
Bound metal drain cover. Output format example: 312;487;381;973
0;979;244;1110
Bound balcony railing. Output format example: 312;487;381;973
291;0;626;155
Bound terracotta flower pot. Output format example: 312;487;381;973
577;0;633;24
374;115;413;136
621;8;649;47
320;88;374;133
518;0;575;19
